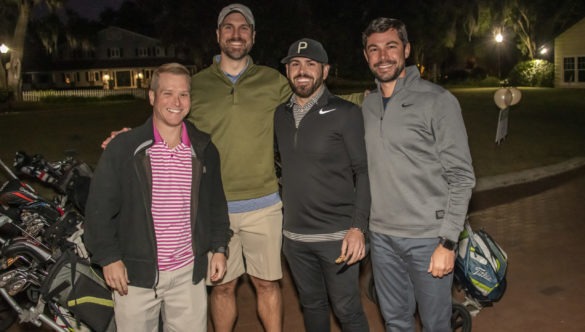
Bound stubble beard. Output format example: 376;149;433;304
221;38;252;61
290;75;324;99
371;61;405;83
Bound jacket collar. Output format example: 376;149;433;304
285;85;333;113
134;116;210;158
373;65;420;98
212;55;255;82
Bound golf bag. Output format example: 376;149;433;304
455;220;508;305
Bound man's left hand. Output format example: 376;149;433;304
209;253;227;282
428;246;456;278
340;228;366;266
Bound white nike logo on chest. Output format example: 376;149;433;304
319;108;336;115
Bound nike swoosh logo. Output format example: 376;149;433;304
319;108;336;115
401;103;413;107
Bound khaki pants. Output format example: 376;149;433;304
113;263;207;332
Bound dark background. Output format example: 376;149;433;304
2;0;585;80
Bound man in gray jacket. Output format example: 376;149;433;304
361;18;476;331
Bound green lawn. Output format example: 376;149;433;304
453;87;585;177
0;100;151;168
0;88;584;181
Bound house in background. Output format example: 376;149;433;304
554;16;585;88
22;26;196;90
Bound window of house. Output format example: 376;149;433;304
136;47;149;57
70;49;81;59
39;74;50;84
108;48;122;58
578;57;585;82
83;49;96;58
86;71;100;82
155;47;165;56
563;57;575;82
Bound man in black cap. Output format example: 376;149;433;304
274;38;370;332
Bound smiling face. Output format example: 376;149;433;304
363;28;410;83
149;72;190;130
217;12;255;61
286;57;330;101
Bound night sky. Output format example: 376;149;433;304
66;0;125;20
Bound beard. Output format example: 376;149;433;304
220;38;252;61
370;61;405;83
289;74;324;99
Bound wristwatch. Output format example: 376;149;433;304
438;237;457;251
350;227;367;236
212;246;229;258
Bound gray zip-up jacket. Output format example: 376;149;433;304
85;117;231;288
362;66;475;241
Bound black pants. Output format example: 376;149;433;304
283;237;369;332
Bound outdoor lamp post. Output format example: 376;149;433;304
0;43;10;89
495;33;503;80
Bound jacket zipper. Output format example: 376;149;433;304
134;149;160;290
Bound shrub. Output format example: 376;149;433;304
508;60;554;87
40;94;137;103
476;76;501;87
0;88;12;103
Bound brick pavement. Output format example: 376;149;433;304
9;166;585;331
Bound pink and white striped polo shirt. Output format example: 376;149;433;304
150;122;194;271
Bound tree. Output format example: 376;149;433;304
3;0;63;101
0;2;17;90
32;13;62;57
504;0;537;59
63;10;101;59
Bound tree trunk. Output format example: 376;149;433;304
7;2;31;102
0;60;7;89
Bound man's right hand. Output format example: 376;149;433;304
101;127;131;149
103;260;130;296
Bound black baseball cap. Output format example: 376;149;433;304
281;38;328;64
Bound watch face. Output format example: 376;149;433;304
440;237;456;250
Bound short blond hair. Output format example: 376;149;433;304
150;63;191;91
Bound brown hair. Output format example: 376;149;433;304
362;18;409;48
150;63;191;91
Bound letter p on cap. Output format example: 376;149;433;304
297;41;308;54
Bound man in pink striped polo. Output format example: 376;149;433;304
85;63;231;331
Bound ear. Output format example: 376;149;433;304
285;63;290;79
323;64;330;80
149;90;155;106
363;49;368;63
405;42;411;60
216;29;220;44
